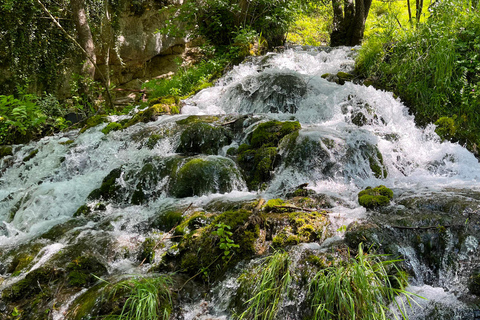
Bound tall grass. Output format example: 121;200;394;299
236;251;292;320
106;275;173;320
308;244;418;320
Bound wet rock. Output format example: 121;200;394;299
238;120;301;190
176;122;232;155
224;72;307;113
0;145;13;159
170;156;243;198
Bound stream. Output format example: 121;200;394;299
1;46;479;319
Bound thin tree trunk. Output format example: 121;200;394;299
407;0;412;24
71;0;96;80
416;0;424;24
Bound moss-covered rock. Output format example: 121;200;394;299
170;156;243;198
176;122;232;155
125;103;179;128
358;185;393;209
435;116;456;141
176;115;219;126
23;149;38;162
66;255;108;287
0;145;13;158
101;122;123;134
237;120;301;190
250;120;301;148
87;167;124;202
79;115;109;133
368;148;387;179
2;267;64;302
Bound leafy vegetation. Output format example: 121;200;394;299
308;244;417;320
357;0;480;152
235;251;292;320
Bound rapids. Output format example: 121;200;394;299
1;46;479;319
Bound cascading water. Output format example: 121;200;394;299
1;46;479;319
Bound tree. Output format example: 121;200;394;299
330;0;373;46
71;0;96;81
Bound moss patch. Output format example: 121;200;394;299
358;185;393;209
101;122;123;135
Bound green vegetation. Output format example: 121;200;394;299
235;251;292;320
105;275;173;320
358;185;393;209
357;0;480;152
308;244;415;320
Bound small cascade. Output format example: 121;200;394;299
1;46;480;319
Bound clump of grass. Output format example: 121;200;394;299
308;244;418;320
105;275;173;320
236;251;292;320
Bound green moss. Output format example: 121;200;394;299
8;253;34;274
101;122;123;135
2;267;63;302
226;147;238;156
148;95;178;106
176;122;232;155
170;157;241;198
152;210;185;231
250;120;301;148
358;185;393;209
125;103;177;128
74;204;91;217
0;145;13;158
237;121;301;190
66;256;107;287
146;134;161;149
369;149;387;179
272;232;287;248
176;115;219;125
59;139;75;145
79;115;108;133
163;209;257;281
23;149;38;162
264;198;285;212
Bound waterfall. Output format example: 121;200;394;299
1;46;479;319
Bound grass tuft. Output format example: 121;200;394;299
308;244;419;320
236;251;292;320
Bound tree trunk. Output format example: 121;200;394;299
71;0;96;80
330;0;372;46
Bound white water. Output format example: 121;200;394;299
1;46;480;318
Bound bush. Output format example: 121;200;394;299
0;94;46;144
